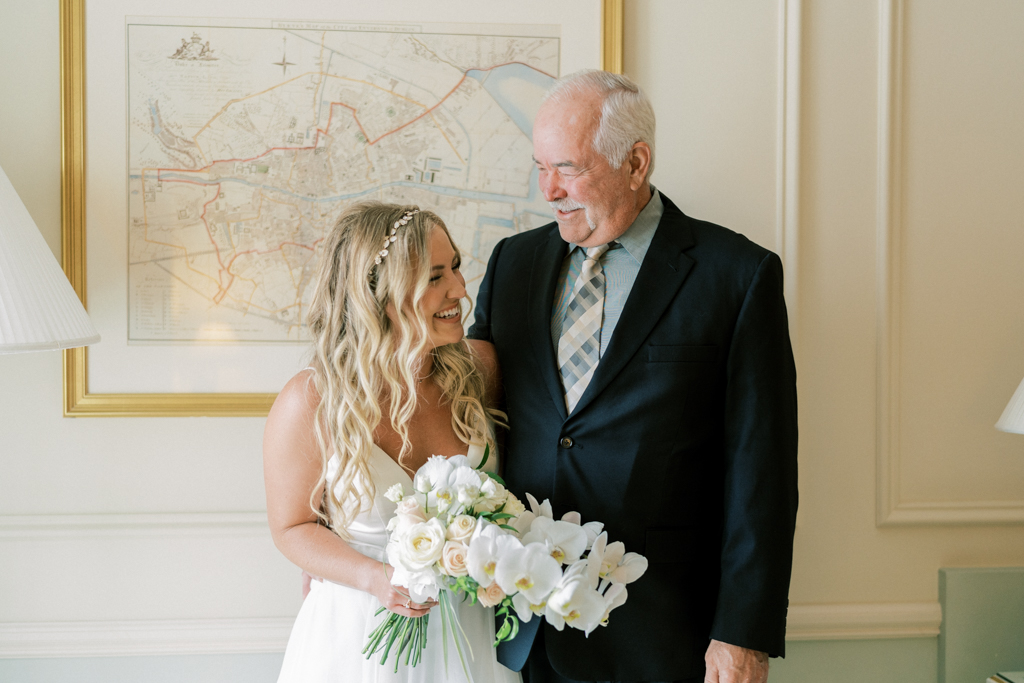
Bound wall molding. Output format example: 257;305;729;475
0;602;941;658
787;601;941;641
873;0;1024;526
0;618;292;658
0;512;268;539
776;0;802;350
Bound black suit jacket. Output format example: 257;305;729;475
468;195;798;682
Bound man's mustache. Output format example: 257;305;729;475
549;199;586;213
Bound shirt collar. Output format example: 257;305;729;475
566;186;663;266
614;186;663;266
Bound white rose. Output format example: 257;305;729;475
477;581;506;608
440;540;469;577
446;514;477;543
395;518;446;570
392;497;427;532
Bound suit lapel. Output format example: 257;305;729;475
527;228;570;421
570;200;696;417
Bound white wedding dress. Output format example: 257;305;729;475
276;440;522;683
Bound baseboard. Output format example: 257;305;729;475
787;602;942;640
0;602;942;658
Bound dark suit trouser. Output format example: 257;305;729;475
521;628;702;683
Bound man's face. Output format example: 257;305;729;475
532;92;638;247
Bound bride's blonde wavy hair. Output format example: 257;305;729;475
306;202;500;536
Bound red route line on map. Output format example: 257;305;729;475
145;60;542;305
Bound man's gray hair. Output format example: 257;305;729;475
543;69;656;180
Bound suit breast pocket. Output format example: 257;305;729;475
646;344;719;363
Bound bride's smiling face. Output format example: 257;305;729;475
417;226;466;349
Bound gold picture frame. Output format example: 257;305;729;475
60;0;624;417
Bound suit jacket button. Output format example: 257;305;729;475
559;437;574;449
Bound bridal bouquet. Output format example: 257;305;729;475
363;449;648;673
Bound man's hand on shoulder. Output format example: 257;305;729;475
704;640;769;683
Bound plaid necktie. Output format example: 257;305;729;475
557;244;611;413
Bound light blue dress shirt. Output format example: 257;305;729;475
551;188;665;357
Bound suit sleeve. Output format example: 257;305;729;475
709;251;799;658
466;237;507;342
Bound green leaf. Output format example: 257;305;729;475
486;471;506;486
477;444;490;471
489;512;516;521
498;524;519;532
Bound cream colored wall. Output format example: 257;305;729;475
2;0;1024;662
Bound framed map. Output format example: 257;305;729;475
60;0;623;416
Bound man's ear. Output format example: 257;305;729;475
627;142;652;190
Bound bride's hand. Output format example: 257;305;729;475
372;564;437;618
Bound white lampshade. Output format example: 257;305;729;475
996;376;1024;435
0;162;100;353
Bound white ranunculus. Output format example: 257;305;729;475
446;514;477;543
389;564;440;604
413;456;454;494
494;541;563;604
383;483;405;503
503;492;526;518
449;464;485;492
521;516;589;565
473;476;507;514
393;517;446;570
467;521;523;588
545;561;607;635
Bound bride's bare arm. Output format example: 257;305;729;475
263;371;432;616
467;339;503;410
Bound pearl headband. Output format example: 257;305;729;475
372;209;420;268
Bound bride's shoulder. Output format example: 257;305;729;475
267;369;321;433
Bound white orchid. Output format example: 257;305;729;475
467;521;523;588
544;560;607;635
599;583;629;627
525;493;553;519
600;541;649;585
510;591;548;623
494;541;562;605
521;516;589;565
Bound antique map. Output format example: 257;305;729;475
127;18;558;341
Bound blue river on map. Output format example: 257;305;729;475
466;63;555;140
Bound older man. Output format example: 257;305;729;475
468;70;798;682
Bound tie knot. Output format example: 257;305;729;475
584;244;611;261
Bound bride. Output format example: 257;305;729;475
264;203;520;683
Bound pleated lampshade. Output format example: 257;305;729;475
0;163;100;354
996;376;1024;435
